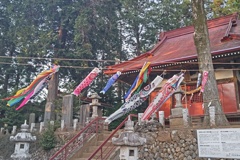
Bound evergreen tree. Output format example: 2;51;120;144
119;0;192;57
211;0;240;17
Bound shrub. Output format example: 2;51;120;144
40;124;56;151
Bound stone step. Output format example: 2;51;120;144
88;144;114;153
191;121;202;124
191;117;203;123
81;152;93;158
192;122;202;125
191;119;202;122
190;117;203;128
87;145;99;152
73;158;97;160
97;140;112;146
81;146;114;159
71;130;117;159
98;133;112;140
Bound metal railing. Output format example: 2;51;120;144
88;114;138;160
50;117;106;160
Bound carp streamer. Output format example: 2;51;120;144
100;71;121;94
4;65;60;110
124;62;151;101
105;75;163;124
141;72;185;120
72;67;100;96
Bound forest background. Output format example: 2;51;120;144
0;0;239;129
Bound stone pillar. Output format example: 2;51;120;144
44;72;59;124
73;119;78;131
0;127;4;134
4;123;9;134
39;122;44;133
86;117;90;125
10;120;36;160
150;112;156;122
174;86;183;108
92;106;98;118
29;113;35;125
38;115;43;123
12;126;17;135
158;111;165;128
79;104;91;125
182;108;190;128
112;117;146;160
62;94;73;128
44;102;55;124
89;92;102;119
138;113;143;125
209;106;216;127
172;86;183;115
30;123;35;132
61;120;65;131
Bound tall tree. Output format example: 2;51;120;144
211;0;240;17
119;0;162;57
119;0;193;57
192;0;229;126
158;0;193;30
0;0;44;96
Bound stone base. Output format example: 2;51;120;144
171;108;183;116
104;124;109;131
169;117;184;128
11;153;31;160
44;102;55;125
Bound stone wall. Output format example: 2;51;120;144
135;120;236;160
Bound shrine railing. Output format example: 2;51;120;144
88;114;138;160
49;117;106;160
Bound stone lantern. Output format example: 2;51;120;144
89;92;102;118
170;86;190;128
10;120;36;160
112;116;146;160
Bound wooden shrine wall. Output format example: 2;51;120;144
149;82;238;118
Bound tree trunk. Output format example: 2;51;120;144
3;73;9;92
191;0;229;126
15;72;20;90
3;45;15;92
134;24;141;56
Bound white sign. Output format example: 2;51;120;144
197;128;240;159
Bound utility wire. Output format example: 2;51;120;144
0;55;117;62
0;62;105;69
0;62;239;72
0;55;240;65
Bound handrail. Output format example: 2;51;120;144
50;117;106;160
88;114;138;160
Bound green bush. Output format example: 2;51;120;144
40;124;56;151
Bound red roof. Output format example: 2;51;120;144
104;13;240;76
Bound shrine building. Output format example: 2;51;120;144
104;13;240;119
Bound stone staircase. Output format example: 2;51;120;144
70;130;118;160
190;116;203;128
